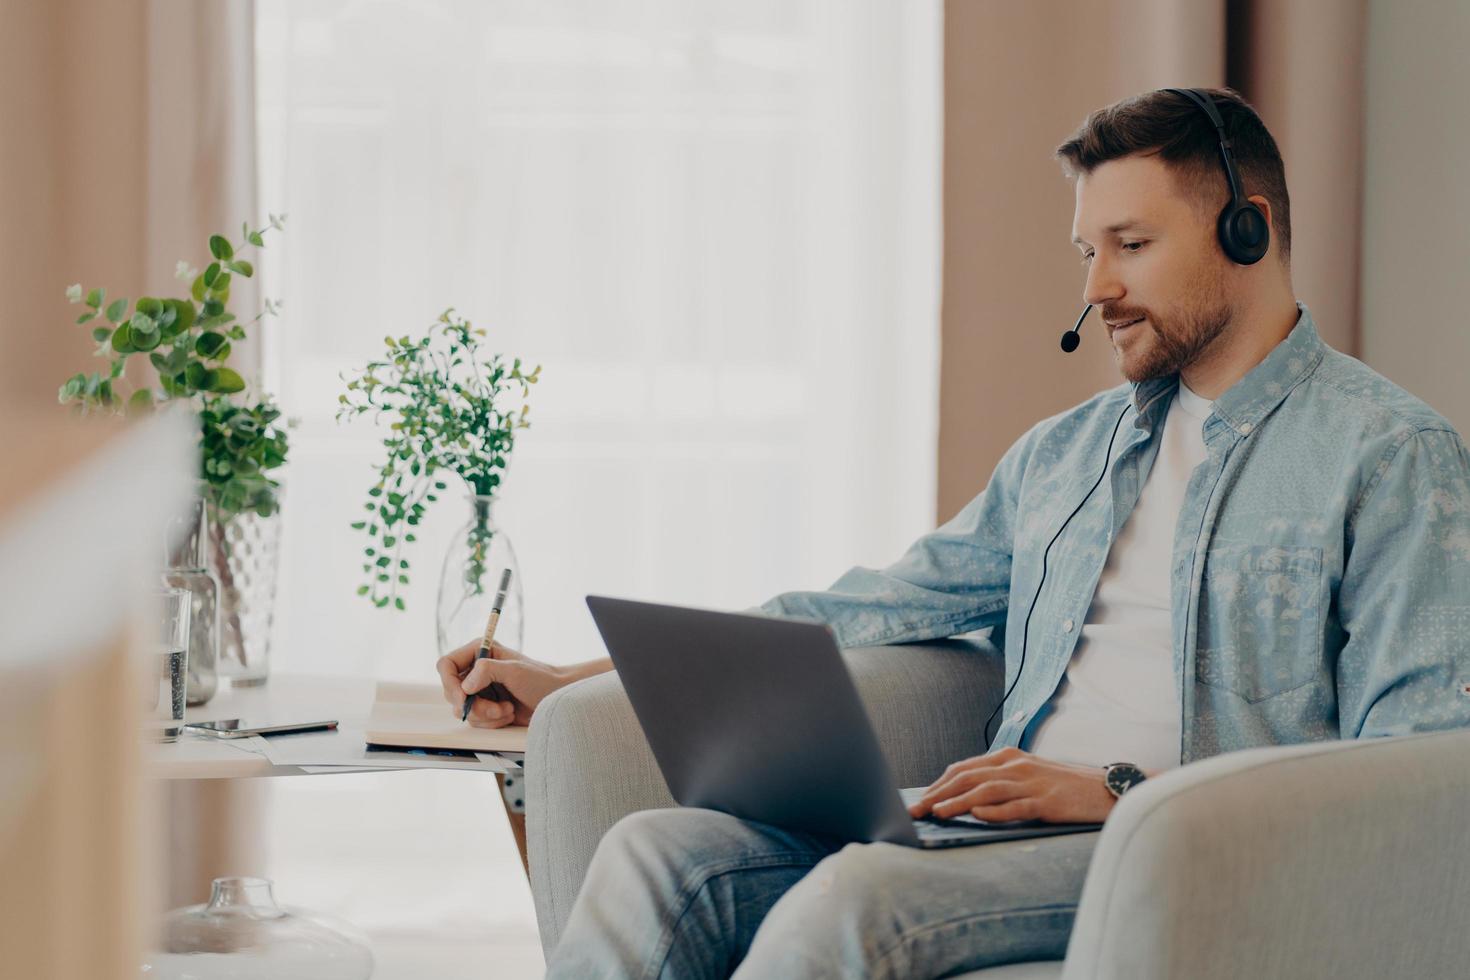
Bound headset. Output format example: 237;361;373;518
987;87;1264;747
1167;87;1271;266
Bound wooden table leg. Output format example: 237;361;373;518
496;771;530;880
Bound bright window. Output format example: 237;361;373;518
254;0;940;968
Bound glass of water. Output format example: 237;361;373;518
149;587;192;742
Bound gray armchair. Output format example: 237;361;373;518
524;635;1470;978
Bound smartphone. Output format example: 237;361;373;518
184;718;339;739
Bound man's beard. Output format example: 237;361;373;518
1104;284;1232;383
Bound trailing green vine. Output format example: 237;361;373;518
337;308;540;610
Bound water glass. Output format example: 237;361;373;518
148;587;192;742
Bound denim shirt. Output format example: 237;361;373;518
761;303;1470;764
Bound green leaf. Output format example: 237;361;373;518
105;298;128;323
111;324;133;352
191;275;207;303
209;367;246;393
91;327;111;342
76;311;96;325
165;298;197;332
127;388;153;412
195;331;227;357
209;235;233;261
394;597;406;611
135;297;163;318
210;272;232;294
350;521;366;530
184;361;206;388
356;585;369;596
85;287;103;309
203;262;220;287
225;259;254;277
248;232;265;247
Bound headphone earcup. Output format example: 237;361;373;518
1218;202;1270;265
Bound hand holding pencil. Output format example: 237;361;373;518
437;579;575;728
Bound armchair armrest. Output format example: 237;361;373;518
1062;727;1470;980
525;632;1005;952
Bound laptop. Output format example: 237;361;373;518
585;595;1104;849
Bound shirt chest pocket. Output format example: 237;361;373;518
1196;543;1325;702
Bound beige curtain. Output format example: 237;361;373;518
0;0;264;921
938;0;1367;520
0;0;260;415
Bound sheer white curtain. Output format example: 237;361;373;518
254;0;939;967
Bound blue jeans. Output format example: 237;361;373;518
546;807;1100;979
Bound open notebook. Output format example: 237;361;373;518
365;681;528;753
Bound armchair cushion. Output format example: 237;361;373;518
1060;727;1470;980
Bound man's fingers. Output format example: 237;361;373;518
461;658;525;697
931;779;1027;818
966;797;1037;824
468;697;515;727
915;766;991;812
437;655;470;711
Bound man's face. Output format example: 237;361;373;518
1071;154;1235;383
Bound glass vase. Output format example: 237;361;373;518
141;876;374;980
436;494;524;657
162;497;219;706
209;495;284;687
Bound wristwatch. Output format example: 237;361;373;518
1103;762;1148;800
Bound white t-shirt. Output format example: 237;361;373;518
1022;381;1213;773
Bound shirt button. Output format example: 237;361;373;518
1063;618;1075;632
1240;422;1253;433
1011;711;1025;723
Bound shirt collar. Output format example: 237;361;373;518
1130;301;1323;436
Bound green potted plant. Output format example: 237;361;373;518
60;217;291;694
338;308;540;655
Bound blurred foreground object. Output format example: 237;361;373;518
0;411;193;979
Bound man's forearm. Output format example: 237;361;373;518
557;656;614;684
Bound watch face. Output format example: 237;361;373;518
1106;764;1145;797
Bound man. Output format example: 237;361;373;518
438;88;1470;977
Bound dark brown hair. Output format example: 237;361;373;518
1055;87;1291;263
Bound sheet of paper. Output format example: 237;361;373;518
296;746;514;774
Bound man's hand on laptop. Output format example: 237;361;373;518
906;747;1120;825
436;640;569;728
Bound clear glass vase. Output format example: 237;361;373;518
209;495;284;687
141;876;374;980
436;494;524;657
162;497;219;706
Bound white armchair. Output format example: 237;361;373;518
524;635;1470;978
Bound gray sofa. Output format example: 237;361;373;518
524;635;1470;978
